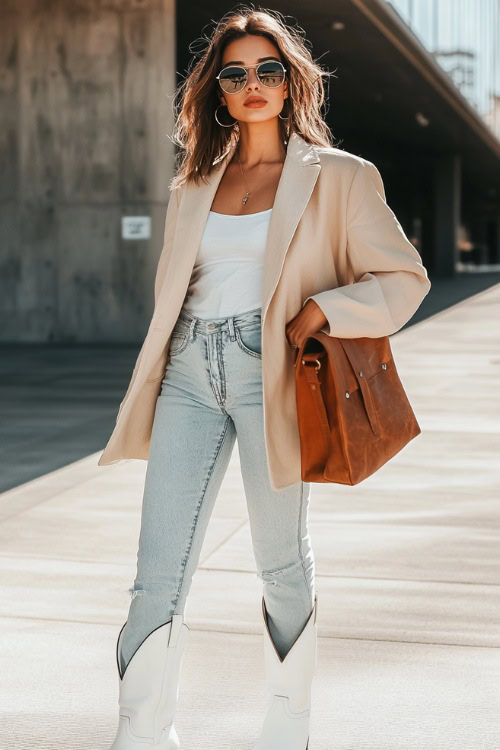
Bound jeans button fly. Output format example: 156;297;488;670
207;322;216;329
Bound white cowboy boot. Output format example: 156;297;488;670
253;592;318;750
109;614;190;749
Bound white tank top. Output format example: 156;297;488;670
182;208;272;319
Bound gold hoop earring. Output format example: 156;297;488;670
215;103;237;128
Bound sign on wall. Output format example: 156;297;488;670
122;216;152;240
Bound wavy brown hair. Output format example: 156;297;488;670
170;4;337;190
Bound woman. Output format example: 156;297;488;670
101;7;431;750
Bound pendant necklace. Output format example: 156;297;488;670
237;149;283;205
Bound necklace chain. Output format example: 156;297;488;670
237;148;283;205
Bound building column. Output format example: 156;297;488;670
433;153;461;278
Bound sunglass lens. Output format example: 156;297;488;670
219;67;246;93
257;62;285;87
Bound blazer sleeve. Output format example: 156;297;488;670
303;159;431;338
154;186;181;306
114;187;179;425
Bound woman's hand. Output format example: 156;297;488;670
285;299;329;349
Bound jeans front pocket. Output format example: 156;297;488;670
168;329;190;357
235;323;262;359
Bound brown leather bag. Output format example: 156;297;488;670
294;333;421;484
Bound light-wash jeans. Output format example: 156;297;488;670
119;305;316;673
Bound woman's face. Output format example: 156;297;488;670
217;35;288;126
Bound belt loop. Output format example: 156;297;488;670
189;317;196;342
227;315;236;342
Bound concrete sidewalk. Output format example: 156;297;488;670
1;284;499;749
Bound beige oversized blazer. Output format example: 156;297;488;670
97;131;431;490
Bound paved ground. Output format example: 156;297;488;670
1;279;499;748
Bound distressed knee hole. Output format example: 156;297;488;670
128;584;146;600
256;568;285;586
256;559;303;586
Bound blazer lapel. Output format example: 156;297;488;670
261;133;321;322
153;146;237;324
155;131;321;326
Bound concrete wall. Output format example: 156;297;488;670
0;0;176;343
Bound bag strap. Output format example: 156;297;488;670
303;361;333;453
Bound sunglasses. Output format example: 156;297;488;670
216;60;287;94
